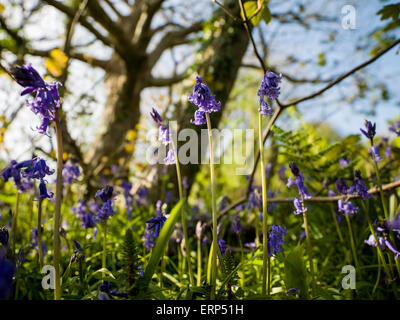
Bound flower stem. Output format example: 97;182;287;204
258;114;269;296
197;237;202;286
301;197;317;296
102;221;107;273
53;113;64;300
170;137;194;286
344;215;361;277
372;161;389;219
11;192;20;255
37;199;44;269
205;113;218;300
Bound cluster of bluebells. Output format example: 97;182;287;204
1;157;54;199
365;217;400;260
10;64;61;135
267;225;288;258
95;185;117;223
62;159;80;185
335;171;372;217
218;238;228;256
257;71;282;116
188;76;221;125
150;108;175;165
142;200;167;250
72;200;98;229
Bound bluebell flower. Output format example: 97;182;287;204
287;162;311;199
164;149;175;165
138;265;144;277
136;186;149;206
353;170;372;200
267;225;288;257
95;185;114;203
10;64;61;135
150;108;164;127
121;180;133;219
257;71;282;117
71;240;85;263
188;76;221;114
218;238;227;256
158;125;171;146
142;229;155;250
96;200;116;223
146;201;167;238
30;227;47;259
38;179;53;200
231;213;241;235
0;259;16;300
338;199;358;217
339;158;349;167
190;109;207;126
335;177;354;195
99;281;128;299
62;159;80;185
368;145;383;162
81;212;97;229
360;119;376;143
293;197;307;215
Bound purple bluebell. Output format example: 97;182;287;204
96;200;116;223
267;224;288;257
121;180;133;219
218;238;227;256
231;213;241;235
257;71;282;117
286;287;299;296
293;197;307;215
81;212;97;229
99;281;128;299
150;108;163;127
0;259;16;299
368;145;383;162
136;186;149;206
146;201;167;238
95;185;114;203
339;158;349;167
71;240;85;263
220;196;228;212
360;120;376;143
164;149;175;165
188;76;221;114
142;229;156;250
138;265;144;277
287;162;311;199
335;177;354;195
278;165;287;182
353;170;372;200
338;199;358;217
10;64;61;135
190;109;207;126
62;159;80;185
247;186;261;209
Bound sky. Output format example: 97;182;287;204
0;0;399;163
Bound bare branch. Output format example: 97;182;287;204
143;71;188;88
148;21;203;68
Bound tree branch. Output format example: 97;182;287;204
143;71;188;88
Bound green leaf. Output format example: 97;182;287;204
242;0;270;26
283;245;309;299
137;200;184;295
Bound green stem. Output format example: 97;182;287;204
301;197;317;296
206;114;218;300
238;236;245;289
102;221;107;274
53;113;64;300
197;238;202;287
258;114;269;296
344;215;361;277
11;192;20;255
170;136;194;286
372;161;389;219
37;199;44;269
